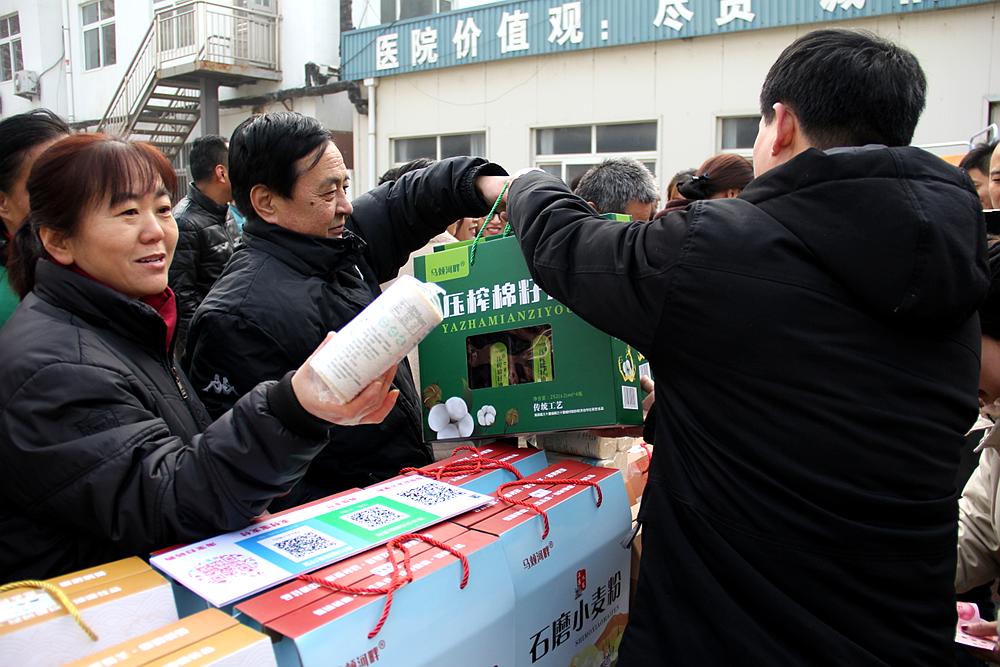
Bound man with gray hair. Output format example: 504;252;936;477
574;157;659;221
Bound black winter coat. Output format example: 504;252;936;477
0;260;331;581
184;157;505;510
168;184;237;358
506;147;989;666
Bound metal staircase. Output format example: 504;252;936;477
97;1;280;160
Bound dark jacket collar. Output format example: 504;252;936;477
186;183;230;218
32;259;171;356
740;146;988;329
241;217;367;278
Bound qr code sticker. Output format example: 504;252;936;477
188;553;261;584
397;481;465;507
342;504;408;530
257;526;346;563
622;385;639;410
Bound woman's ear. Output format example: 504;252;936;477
0;191;12;225
38;227;74;265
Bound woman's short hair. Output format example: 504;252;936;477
7;134;176;297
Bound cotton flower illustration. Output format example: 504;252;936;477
477;404;496;427
427;396;474;439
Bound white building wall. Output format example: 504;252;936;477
1;0;356;139
359;3;1000;193
0;0;72;119
66;0;153;123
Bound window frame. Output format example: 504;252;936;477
81;0;116;71
0;12;23;83
531;121;659;185
382;0;452;22
717;114;761;157
391;130;487;164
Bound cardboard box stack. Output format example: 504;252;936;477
67;608;275;667
236;522;516;667
0;557;178;666
414;235;647;442
235;461;632;667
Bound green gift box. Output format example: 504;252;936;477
414;233;646;442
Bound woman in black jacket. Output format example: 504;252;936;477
0;134;398;581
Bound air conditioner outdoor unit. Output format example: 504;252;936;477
14;70;38;99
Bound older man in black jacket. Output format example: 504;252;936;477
482;29;989;666
185;112;505;510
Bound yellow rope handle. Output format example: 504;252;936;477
0;579;99;641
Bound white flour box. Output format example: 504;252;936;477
66;608;275;667
0;557;178;666
467;463;632;667
240;527;516;667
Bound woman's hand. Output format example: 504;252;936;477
291;333;399;426
963;621;1000;663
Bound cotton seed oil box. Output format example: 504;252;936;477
415;234;646;442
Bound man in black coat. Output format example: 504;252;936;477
482;29;989;665
168;135;238;359
185;112;505;510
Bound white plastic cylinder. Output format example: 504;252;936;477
309;274;444;404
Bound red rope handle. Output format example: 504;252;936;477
400;445;523;481
297;533;469;639
494;478;604;539
638;442;653;474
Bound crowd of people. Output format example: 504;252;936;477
0;26;998;666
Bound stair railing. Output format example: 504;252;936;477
97;22;157;137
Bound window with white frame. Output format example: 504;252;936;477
534;121;658;186
0;13;22;82
990;101;1000;130
392;132;485;163
380;0;452;22
82;0;116;70
718;115;760;155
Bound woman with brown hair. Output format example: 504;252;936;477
0;134;398;581
677;153;754;201
0;108;70;326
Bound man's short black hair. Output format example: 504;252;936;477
960;141;998;175
378;158;433;185
189;135;228;183
228;112;332;221
760;29;926;149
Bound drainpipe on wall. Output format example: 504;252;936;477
364;77;377;192
61;0;75;121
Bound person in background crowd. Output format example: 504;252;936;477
573;157;660;222
0;134;398;581
378;157;433;186
960;141;997;211
665;167;696;201
987;142;1000;211
676;153;754;201
0;109;70;327
169;135;238;359
956;244;1000;666
484;28;988;665
451;216;483;240
185;112;507;510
